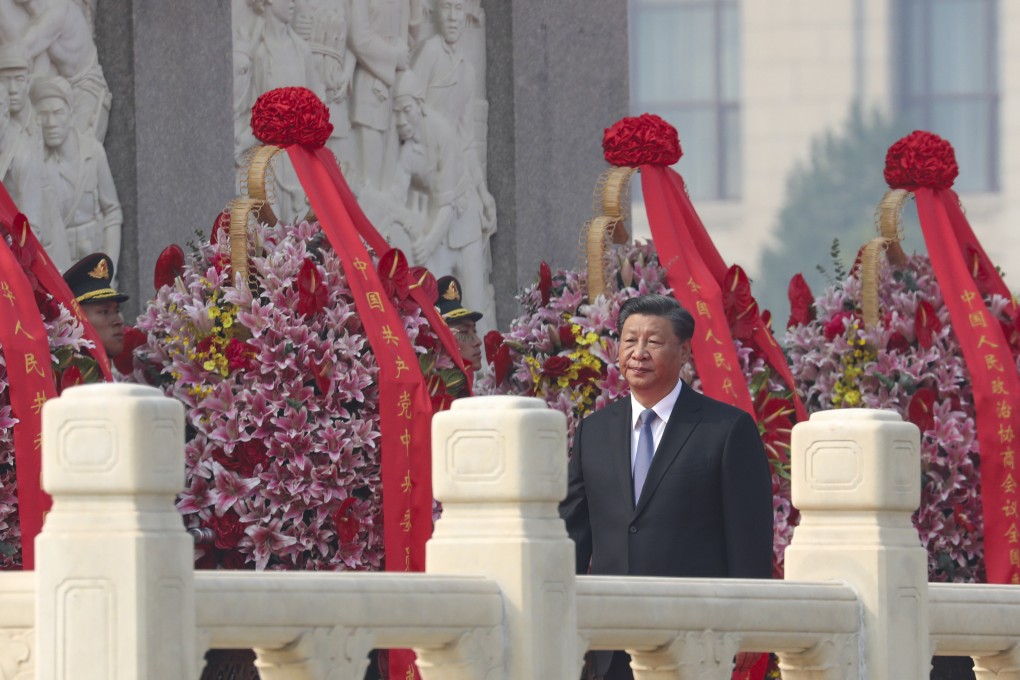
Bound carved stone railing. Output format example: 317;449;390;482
3;386;1020;679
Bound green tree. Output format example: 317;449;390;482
756;106;915;323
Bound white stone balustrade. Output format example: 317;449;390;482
3;387;1020;678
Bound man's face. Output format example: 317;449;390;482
617;313;689;406
438;0;466;44
0;69;27;114
393;95;421;142
269;0;295;24
451;319;481;372
83;300;125;357
36;97;71;149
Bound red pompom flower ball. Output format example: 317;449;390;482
251;87;333;149
602;113;682;167
883;130;959;191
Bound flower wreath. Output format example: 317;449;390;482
128;218;462;570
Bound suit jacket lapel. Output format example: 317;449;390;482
608;400;635;508
633;383;703;516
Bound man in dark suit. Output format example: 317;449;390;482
559;294;773;679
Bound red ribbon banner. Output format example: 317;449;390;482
660;169;807;422
307;148;473;393
0;218;58;570
640;165;755;416
914;188;1020;585
286;146;435;679
0;182;112;382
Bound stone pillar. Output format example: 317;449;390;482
781;409;927;679
426;395;578;679
482;0;629;327
36;384;194;680
96;0;235;315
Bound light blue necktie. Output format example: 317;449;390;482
633;408;656;506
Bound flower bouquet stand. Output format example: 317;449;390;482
0;182;112;571
785;131;1020;680
128;88;469;679
479;114;804;680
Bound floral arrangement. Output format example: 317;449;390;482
0;231;101;569
785;252;1017;582
129;218;461;571
477;241;800;574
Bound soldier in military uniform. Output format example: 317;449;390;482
62;252;126;358
435;274;481;374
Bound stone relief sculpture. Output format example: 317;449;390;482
0;84;69;267
235;0;324;223
232;0;497;320
390;69;494;327
0;0;115;272
0;0;111;141
293;0;356;166
31;76;121;272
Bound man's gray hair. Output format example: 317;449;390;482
617;294;695;342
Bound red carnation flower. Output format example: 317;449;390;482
211;445;244;473
602;113;682;167
225;338;257;372
220;550;248;570
787;274;815;329
154;244;185;291
542;355;572;379
885;331;911;353
209;512;247;550
884;130;959;191
235;439;269;477
251;87;333;149
823;311;852;341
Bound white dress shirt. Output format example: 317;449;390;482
629;376;683;471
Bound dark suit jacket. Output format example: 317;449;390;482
559;381;774;580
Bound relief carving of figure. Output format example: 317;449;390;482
0;0;111;141
236;0;323;223
390;69;494;328
293;0;356;167
31;76;120;272
0;44;39;142
348;0;420;189
0;85;69;266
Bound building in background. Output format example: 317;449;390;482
629;0;1019;317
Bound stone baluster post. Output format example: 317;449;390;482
424;396;578;680
37;384;194;679
780;409;927;679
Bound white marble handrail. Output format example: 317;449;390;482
577;577;859;653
